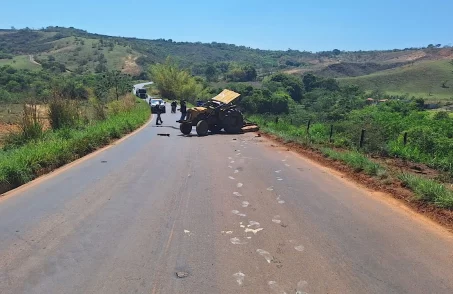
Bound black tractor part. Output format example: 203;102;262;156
223;108;244;134
180;123;192;135
196;120;209;136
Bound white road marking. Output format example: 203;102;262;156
233;192;242;197
229;176;235;180
236;153;241;156
276;177;283;181
272;215;281;224
275;170;281;173
241;201;250;208
285;163;290;167
267;186;274;191
230;237;247;245
234;169;239;173
237;183;243;188
296;280;309;294
228;165;233;168
221;231;233;235
246;236;252;239
228;157;233;160
257;249;273;263
233;272;245;286
232;210;239;215
282;159;287;162
230;160;235;163
268;281;287;294
295;245;305;252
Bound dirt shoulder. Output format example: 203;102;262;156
259;132;453;232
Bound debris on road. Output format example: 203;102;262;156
176;272;189;278
157;133;170;136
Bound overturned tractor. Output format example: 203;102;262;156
179;89;244;136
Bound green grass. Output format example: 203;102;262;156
321;148;386;177
339;60;453;101
0;100;149;192
34;36;140;73
399;173;453;209
0;55;41;70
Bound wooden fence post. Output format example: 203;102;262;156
403;132;408;145
360;129;366;148
329;125;334;143
306;119;311;135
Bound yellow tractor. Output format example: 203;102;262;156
179;89;244;136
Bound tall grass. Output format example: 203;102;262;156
399;173;453;209
0;99;149;192
321;148;386;177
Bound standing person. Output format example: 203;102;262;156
171;101;177;113
179;100;187;122
155;101;163;125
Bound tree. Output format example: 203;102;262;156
332;49;341;55
104;71;132;100
205;64;218;82
149;57;204;103
264;73;304;102
302;73;318;92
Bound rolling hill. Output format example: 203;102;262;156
1;26;452;100
338;60;453;101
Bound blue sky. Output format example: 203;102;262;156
1;0;451;52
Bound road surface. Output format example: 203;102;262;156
1;90;453;293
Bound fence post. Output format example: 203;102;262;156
275;117;279;124
329;124;334;143
290;118;293;125
359;129;366;148
306;119;311;135
403;132;408;145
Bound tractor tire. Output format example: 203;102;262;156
180;123;192;135
223;109;244;134
209;124;222;134
196;120;209;136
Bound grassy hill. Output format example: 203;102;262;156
1;26;453;100
338;60;453;101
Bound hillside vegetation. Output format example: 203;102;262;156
1;26;453;103
339;60;453;101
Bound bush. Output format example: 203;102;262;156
48;98;80;130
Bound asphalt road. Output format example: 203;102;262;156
1;90;453;293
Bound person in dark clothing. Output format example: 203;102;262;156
179;100;187;121
171;101;177;113
155;101;163;125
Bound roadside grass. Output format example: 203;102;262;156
249;114;453;210
320;148;386;177
399;173;453;209
0;99;149;192
338;60;453;101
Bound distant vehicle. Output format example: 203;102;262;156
135;88;147;99
149;98;166;114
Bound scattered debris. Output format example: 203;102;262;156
176;272;189;278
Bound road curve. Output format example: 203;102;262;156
0;93;453;293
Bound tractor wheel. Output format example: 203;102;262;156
209;124;222;134
196;120;209;136
180;123;192;135
223;109;244;134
